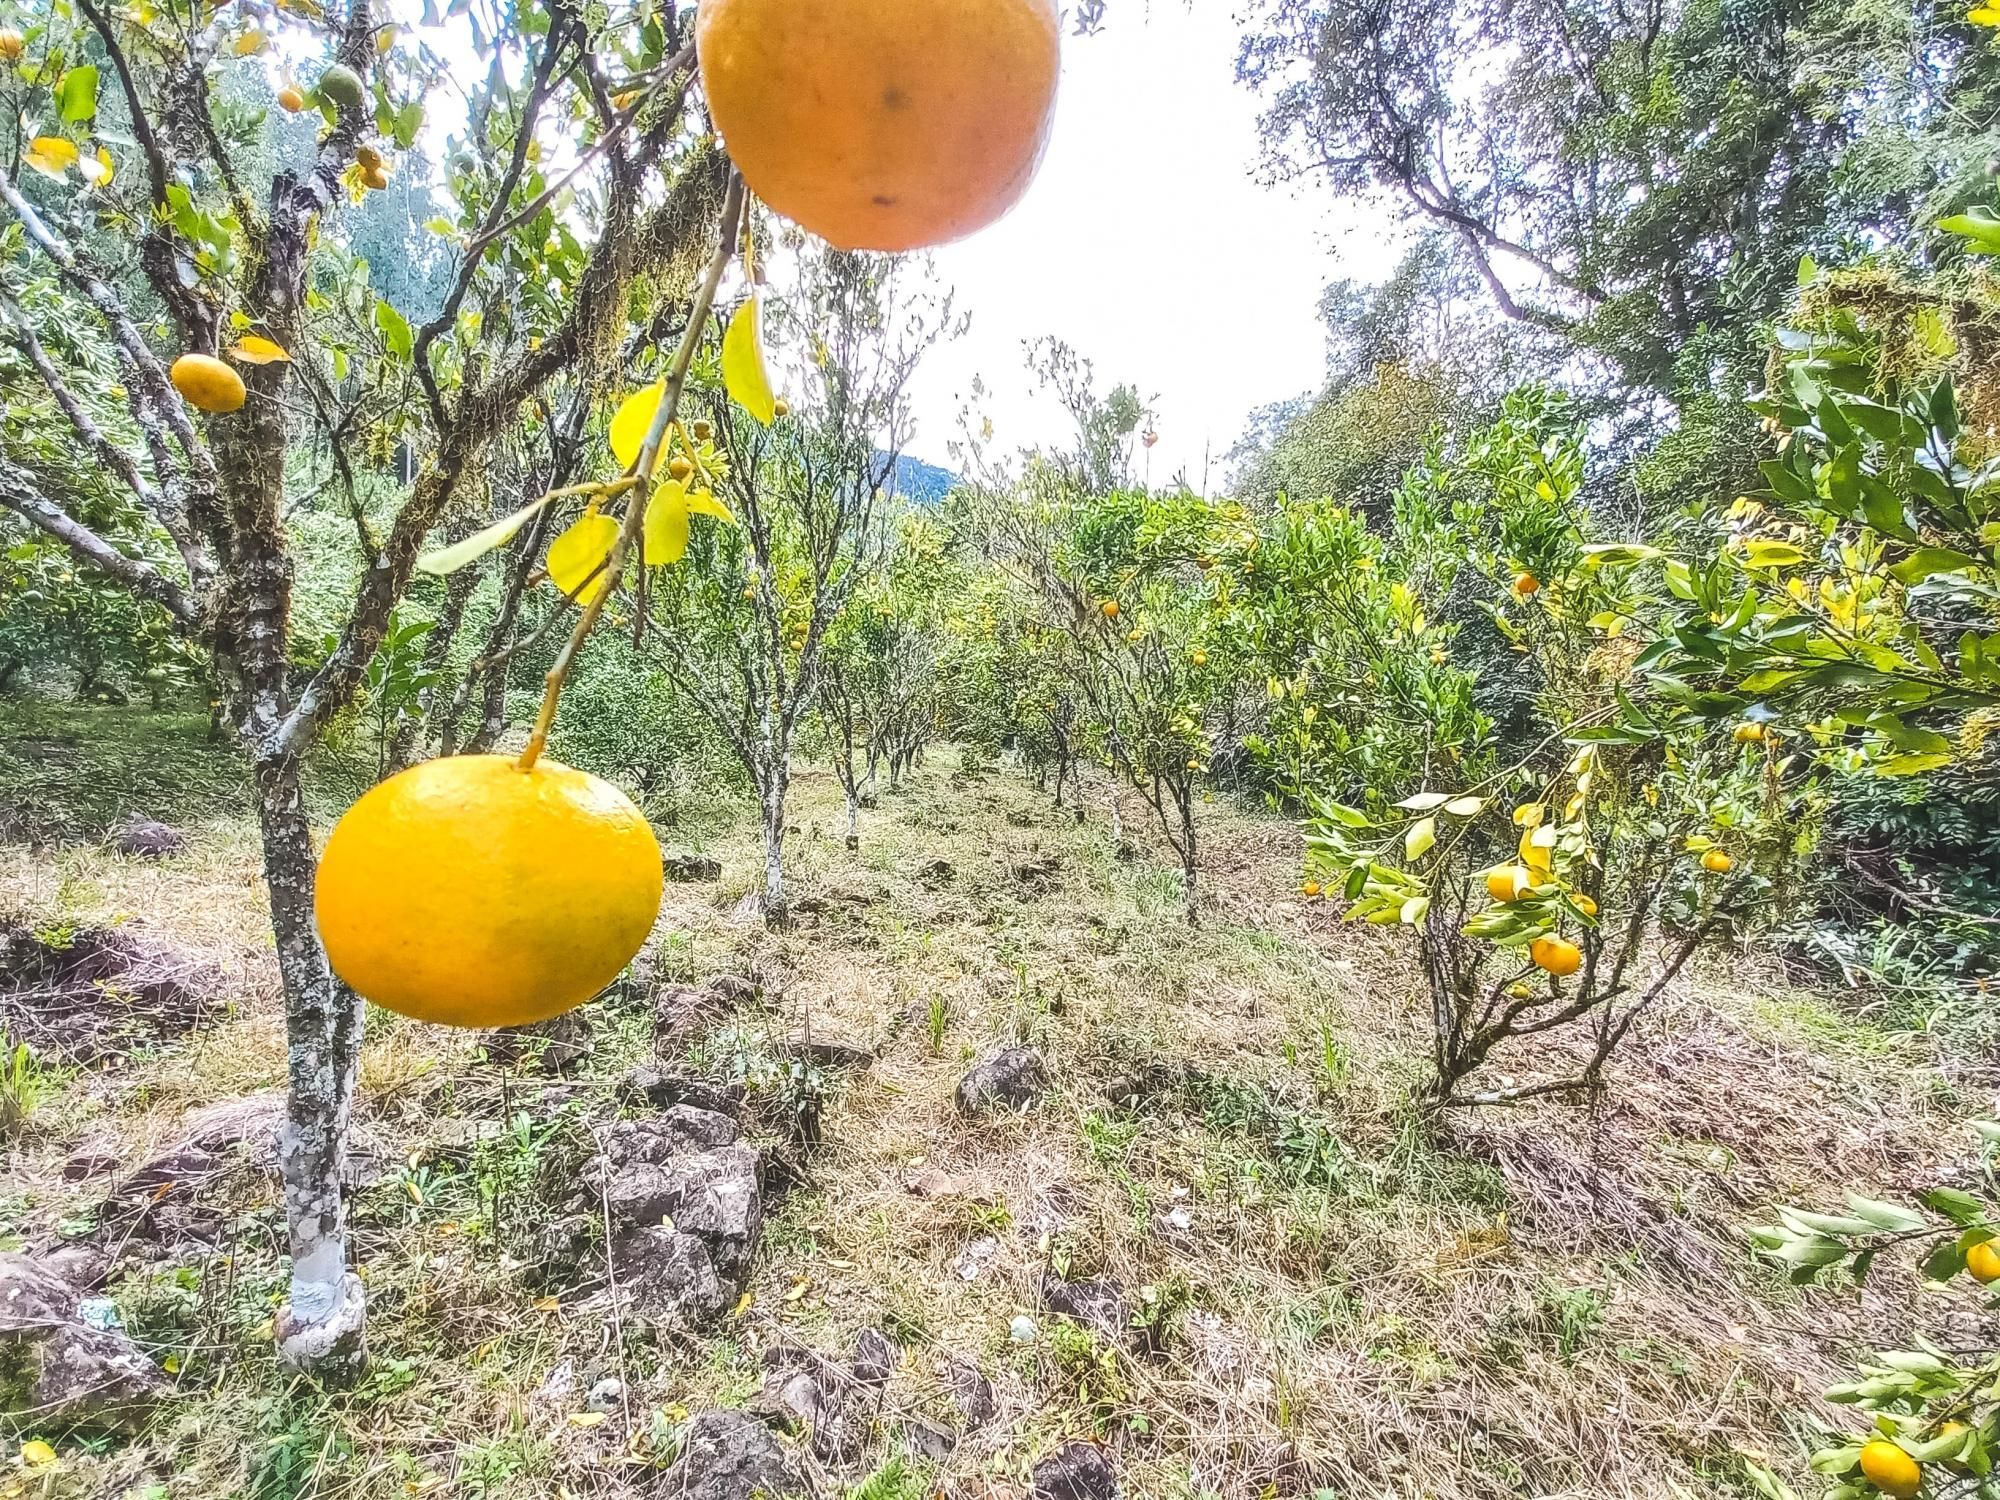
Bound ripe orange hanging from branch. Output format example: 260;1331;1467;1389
315;756;663;1028
695;0;1061;251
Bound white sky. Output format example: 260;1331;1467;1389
903;3;1405;489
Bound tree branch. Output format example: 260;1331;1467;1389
0;465;195;625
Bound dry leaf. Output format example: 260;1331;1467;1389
229;334;291;365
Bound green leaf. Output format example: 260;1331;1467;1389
1922;1238;1967;1283
1796;254;1818;287
1889;548;1984;585
1940;209;2000;254
415;493;559;575
1393;791;1453;811
392;100;424;149
1442;796;1484;817
1843;1194;1928;1232
1314;800;1372;829
1739;540;1809;570
375;297;413;360
1398;895;1429;925
58;65;100;123
722;294;776;425
1579;542;1663;568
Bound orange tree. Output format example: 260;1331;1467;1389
988;479;1235;922
1299;392;1815;1109
632;245;955;922
0;0;734;1374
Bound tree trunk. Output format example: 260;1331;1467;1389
760;767;788;925
844;789;859;851
1178;783;1199;927
255;753;368;1380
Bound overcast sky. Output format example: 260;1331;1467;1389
903;3;1404;489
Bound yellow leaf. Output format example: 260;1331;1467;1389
376;23;397;52
229;334;291;365
19;1441;57;1468
25;137;78;180
686;487;735;523
568;1411;607;1428
532;1296;560;1312
547;512;619;605
1971;5;2000;22
643;481;690;567
1404;816;1436;862
722;295;776;425
732;1291;753;1318
234;28;267;54
609;382;663;472
418;492;560;575
77;146;113;187
1512;802;1545;828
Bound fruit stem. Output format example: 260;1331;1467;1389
516;169;746;772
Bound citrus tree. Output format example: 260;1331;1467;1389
634;245;955;921
0;0;733;1373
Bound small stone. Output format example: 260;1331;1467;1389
1009;1314;1038;1343
785;1034;876;1069
1033;1442;1119;1500
852;1326;898;1387
954;1046;1048;1116
586;1375;624;1412
663;852;723;883
1042;1274;1128;1344
943;1357;997;1426
707;974;762;1008
109;817;185;858
906;1167;959;1198
655;1409;804;1500
901;1419;956;1460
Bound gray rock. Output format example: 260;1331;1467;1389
587;1375;625;1413
602;1145;762;1281
34;1244;110;1292
605;1107;740;1164
901;1419;957;1461
656;983;729;1044
852;1326;897;1388
708;973;763;1008
943;1357;996;1427
655;1409;804;1500
663;853;724;883
615;1227;730;1322
784;1034;876;1069
0;1253;166;1429
618;1066;745;1118
1042;1274;1129;1345
955;1046;1048;1115
1034;1443;1119;1500
110;817;185;859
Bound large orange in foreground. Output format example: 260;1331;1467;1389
696;0;1061;251
315;756;663;1028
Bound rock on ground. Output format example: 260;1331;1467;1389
654;1409;804;1500
1034;1442;1119;1500
592;1108;763;1323
109;816;186;858
0;1253;166;1429
955;1045;1048;1115
662;852;724;882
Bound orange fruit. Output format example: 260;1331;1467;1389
356;144;383;171
1301;881;1321;897
361;164;390;190
1514;572;1540;595
1857;1439;1921;1499
1101;601;1120;619
315;755;663;1028
1486;866;1528;903
773;398;790;418
0;28;22;62
277;84;306;112
1529;935;1582;977
1191;649;1208;666
695;0;1060;251
1701;849;1733;873
170;353;246;413
1968;1240;2000;1284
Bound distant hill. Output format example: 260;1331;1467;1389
878;452;959;504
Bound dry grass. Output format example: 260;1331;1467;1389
0;712;1972;1499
